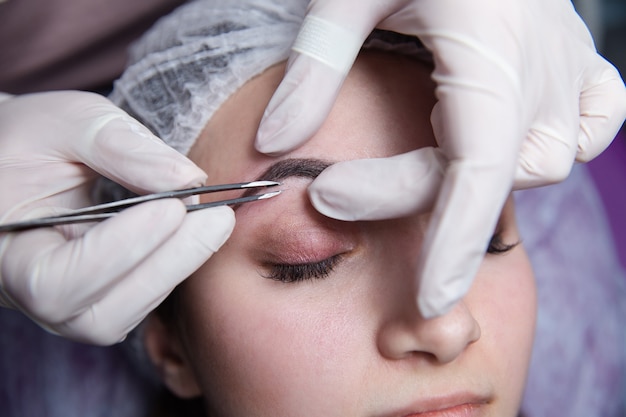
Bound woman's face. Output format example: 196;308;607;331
150;51;536;417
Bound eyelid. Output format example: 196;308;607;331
486;231;519;255
262;254;343;283
258;224;357;264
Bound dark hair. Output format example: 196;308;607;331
148;389;205;417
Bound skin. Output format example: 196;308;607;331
144;50;536;417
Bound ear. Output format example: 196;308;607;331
143;314;202;398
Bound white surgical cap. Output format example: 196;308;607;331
110;0;306;155
110;0;430;155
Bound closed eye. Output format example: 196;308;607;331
263;255;342;283
487;232;519;255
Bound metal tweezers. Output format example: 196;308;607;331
0;181;281;233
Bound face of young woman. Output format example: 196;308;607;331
161;51;536;417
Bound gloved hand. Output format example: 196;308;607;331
0;91;235;345
256;0;626;318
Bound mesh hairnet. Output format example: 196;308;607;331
109;0;307;155
109;0;431;155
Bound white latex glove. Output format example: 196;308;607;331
0;91;235;345
256;0;626;317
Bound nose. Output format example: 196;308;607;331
377;299;481;364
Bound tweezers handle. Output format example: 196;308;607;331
0;191;280;233
69;180;279;216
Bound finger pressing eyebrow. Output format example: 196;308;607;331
241;158;333;199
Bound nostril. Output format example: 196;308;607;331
377;322;422;360
377;301;481;364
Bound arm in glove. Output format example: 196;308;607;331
256;0;626;317
0;91;235;345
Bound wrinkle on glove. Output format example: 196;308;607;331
0;91;235;345
260;0;626;318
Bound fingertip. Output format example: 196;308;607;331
308;149;445;221
255;102;324;156
417;292;457;320
416;263;476;320
307;165;354;221
515;125;576;188
256;13;369;154
416;241;470;320
415;163;506;321
184;206;236;253
256;56;346;155
201;205;236;235
577;62;626;162
255;103;305;156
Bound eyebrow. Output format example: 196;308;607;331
240;158;332;199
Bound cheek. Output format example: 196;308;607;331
467;246;536;408
179;252;373;415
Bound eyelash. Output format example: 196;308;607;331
263;255;342;283
487;232;519;254
265;233;516;284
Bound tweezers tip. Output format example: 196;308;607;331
244;180;281;188
259;190;282;200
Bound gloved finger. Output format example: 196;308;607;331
410;4;527;316
0;199;187;323
75;111;208;194
514;57;626;189
308;148;446;220
576;58;626;163
417;162;511;318
0;91;207;194
54;206;235;345
255;57;347;155
514;71;580;189
514;122;578;189
255;7;371;154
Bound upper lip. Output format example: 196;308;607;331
377;392;492;417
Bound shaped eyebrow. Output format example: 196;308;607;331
240;158;332;199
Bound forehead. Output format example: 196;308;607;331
190;50;437;183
